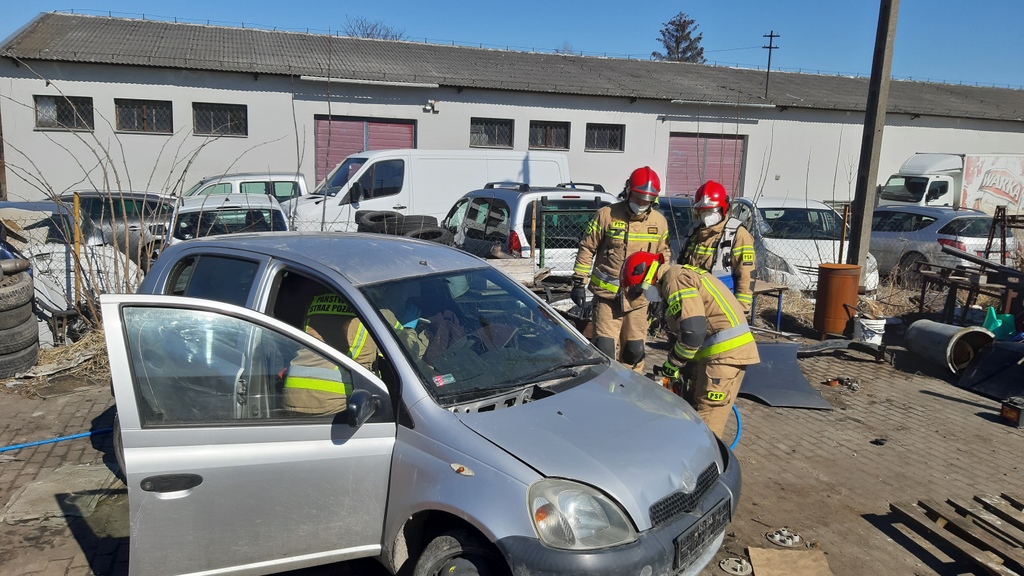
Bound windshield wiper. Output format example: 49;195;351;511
512;357;606;387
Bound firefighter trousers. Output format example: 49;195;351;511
592;297;649;374
690;361;746;439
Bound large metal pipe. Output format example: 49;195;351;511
905;319;994;375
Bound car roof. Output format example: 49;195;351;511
754;197;833;209
60;189;170;200
874;204;987;217
176;193;281;212
462;183;616;203
196;172;304;182
161;232;489;286
658;195;694;205
0;200;73;216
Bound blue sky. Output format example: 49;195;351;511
3;1;1022;88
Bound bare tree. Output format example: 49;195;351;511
343;16;406;40
651;11;705;63
554;41;575;55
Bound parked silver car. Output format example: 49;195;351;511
103;232;739;576
870;205;1015;283
59;189;174;267
183;171;309;205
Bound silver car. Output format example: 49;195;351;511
59;189;174;267
870;205;1015;283
103;232;739;576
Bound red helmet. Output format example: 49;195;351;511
694;180;729;211
628;166;661;201
620;251;665;291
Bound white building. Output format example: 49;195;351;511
1;12;1022;204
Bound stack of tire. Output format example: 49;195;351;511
355;211;455;246
0;262;39;378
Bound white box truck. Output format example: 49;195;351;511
286;149;571;231
879;153;1024;214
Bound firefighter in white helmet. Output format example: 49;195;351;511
570;166;671;373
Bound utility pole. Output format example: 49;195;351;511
762;31;780;99
847;0;899;290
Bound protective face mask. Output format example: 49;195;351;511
702;211;723;227
629;201;652;215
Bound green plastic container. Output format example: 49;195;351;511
983;306;1016;340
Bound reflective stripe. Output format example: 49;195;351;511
667;287;698;315
605;229;664;243
735;293;753;304
690;245;715;255
585;219;600;235
590;269;620;294
349;324;368;359
573;262;591;275
702;324;750;347
699;275;740;327
694;331;755;361
284;365;350;395
672;341;697;361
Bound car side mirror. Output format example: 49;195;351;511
350;182;364;203
346;388;380;428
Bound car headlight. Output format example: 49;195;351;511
529;478;637;550
761;249;794;274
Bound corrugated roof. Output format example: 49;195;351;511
3;12;1022;122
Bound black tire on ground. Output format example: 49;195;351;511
404;227;455;245
394;215;439;235
0;301;33;331
0;342;39;379
358;210;403;229
898;252;927;287
0;317;39;356
113;413;126;481
413;530;510;576
0;271;34;313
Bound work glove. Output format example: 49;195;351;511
570;280;587;307
660;361;680;380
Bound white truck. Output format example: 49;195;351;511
879;153;1024;214
285;149;571;232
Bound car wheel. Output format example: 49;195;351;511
898;252;927;287
405;227;455;245
358;210;404;233
0;342;38;379
413;530;509;576
395;215;439;235
0;317;39;356
0;271;34;313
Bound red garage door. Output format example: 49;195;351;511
666;133;746;197
314;118;415;183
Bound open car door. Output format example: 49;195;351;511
101;294;396;575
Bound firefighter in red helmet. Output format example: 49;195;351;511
570;166;671;373
678;180;756;314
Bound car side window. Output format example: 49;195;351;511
482;200;511;243
463;198;492;240
358;159;404;200
272;181;300;204
444;199;470;234
908;215;937;231
871;212;892;232
164;255;259;306
199;183;233;196
240;181;271;195
119;305;389;425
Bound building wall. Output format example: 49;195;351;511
2;59;1023;204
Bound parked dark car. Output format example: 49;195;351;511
59;190;174;268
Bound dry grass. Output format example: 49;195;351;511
11;329;111;396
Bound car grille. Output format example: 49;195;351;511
649;463;720;528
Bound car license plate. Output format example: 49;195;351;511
674;498;730;570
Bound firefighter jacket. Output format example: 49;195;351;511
283;349;351;415
659;264;760;367
573;201;671;311
304;293;378;370
678;217;755;313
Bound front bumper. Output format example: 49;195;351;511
496;444;741;576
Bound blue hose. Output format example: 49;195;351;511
0;427;112;454
729;405;742;450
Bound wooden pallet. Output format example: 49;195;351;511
891;493;1024;576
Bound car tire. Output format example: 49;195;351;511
359;211;404;233
404;227;455;246
898;252;927;287
0;301;33;331
394;215;439;235
0;317;39;356
0;341;38;379
413;530;510;576
0;271;34;312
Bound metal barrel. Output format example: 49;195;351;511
905;319;994;374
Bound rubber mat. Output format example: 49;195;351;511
740;342;833;410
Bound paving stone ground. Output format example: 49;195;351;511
1;333;1021;575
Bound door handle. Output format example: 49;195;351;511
140;474;203;492
393;205;407;210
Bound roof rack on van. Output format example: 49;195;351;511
484;182;530;191
555;182;605;193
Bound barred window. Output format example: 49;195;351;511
529;121;570;150
470;118;513;148
34;95;94;130
116;99;173;133
585;123;625;152
193;102;248;136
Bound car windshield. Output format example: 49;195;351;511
880;176;929;203
315;158;367;197
173;208;286;240
760;207;847;240
360;267;604;407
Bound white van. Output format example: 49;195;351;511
285;149;571;232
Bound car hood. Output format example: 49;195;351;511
761;237;850;264
456;365;723;529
